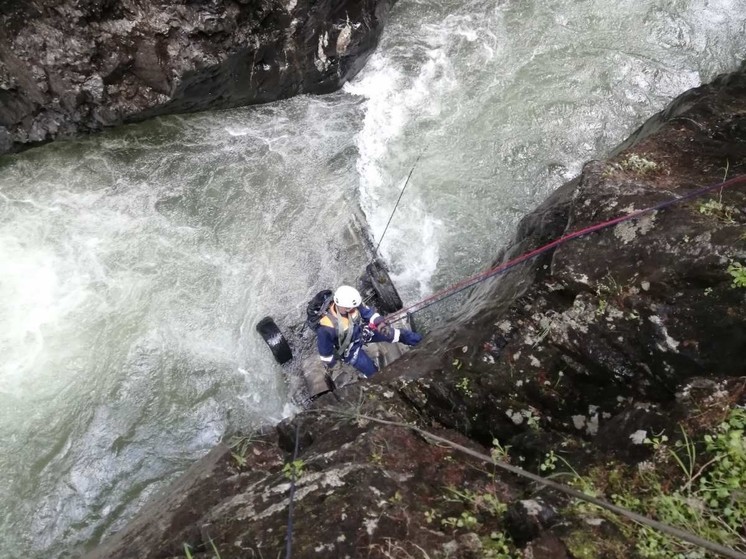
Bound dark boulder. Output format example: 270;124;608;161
504;498;558;546
0;0;395;154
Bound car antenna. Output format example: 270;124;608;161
372;152;423;258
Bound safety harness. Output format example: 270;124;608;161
324;304;361;358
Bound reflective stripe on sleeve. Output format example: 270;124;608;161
319;354;334;363
392;328;401;343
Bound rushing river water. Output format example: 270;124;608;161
1;0;745;556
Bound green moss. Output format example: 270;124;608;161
565;528;629;559
698;198;737;223
565;529;599;559
609;153;664;176
628;154;661;174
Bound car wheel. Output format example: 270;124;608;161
256;316;293;364
364;260;403;314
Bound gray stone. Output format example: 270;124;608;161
0;126;11;153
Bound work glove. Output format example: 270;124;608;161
368;315;385;330
377;323;393;338
399;330;422;346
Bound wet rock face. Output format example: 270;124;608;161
0;0;394;153
84;394;521;559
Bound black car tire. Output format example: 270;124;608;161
365;260;404;314
256;316;293;364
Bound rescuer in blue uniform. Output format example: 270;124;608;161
316;285;422;378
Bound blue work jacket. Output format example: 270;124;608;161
316;303;382;366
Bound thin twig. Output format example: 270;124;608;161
681;456;720;493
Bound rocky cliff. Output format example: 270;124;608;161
0;0;394;154
82;64;746;558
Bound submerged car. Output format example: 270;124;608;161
255;208;417;405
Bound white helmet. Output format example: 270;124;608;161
334;285;361;308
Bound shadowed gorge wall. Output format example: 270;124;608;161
0;0;395;154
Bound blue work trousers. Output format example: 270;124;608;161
342;329;395;378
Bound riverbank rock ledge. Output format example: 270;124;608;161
0;0;394;154
83;65;746;558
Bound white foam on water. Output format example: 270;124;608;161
345;24;459;300
0;246;56;363
225;126;252;137
381;201;442;300
0;229;97;395
345;0;746;311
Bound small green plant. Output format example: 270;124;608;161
606;408;746;557
482;531;517;559
442;510;479;529
525;410;540;430
424;508;439;524
490;438;511;463
594;273;637;315
184;539;222;559
283;459;305;481
228;435;253;469
479;492;508;517
547;455;601;506
614;153;662;175
643;431;669;451
553;370;565;390
532;317;553;348
610;491;642;511
596;297;608;316
456;377;473;397
698;198;737;223
727;261;746;288
445;486;507;517
597;273;623;296
540;450;558;473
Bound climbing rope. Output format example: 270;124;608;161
343;412;746;559
384;174;746;324
373;153;424;256
284;420;302;559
